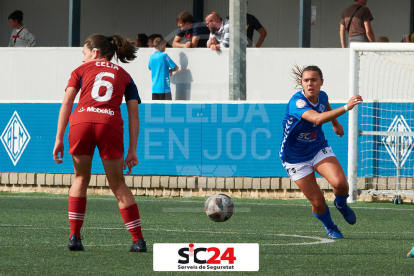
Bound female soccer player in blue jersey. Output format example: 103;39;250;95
279;65;363;238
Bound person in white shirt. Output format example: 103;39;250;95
8;10;36;47
205;12;229;51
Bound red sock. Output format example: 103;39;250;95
68;196;87;238
120;203;143;242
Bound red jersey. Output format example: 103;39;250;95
66;60;140;133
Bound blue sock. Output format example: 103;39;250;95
335;194;349;208
313;205;334;229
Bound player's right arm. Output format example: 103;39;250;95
124;100;139;174
301;95;363;125
53;87;78;164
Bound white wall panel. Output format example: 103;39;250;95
246;48;349;101
0;47;351;103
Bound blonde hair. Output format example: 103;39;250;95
153;37;166;49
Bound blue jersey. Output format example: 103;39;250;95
279;90;329;163
148;51;177;94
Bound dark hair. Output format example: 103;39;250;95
84;34;136;63
137;33;148;47
292;65;323;88
8;10;23;24
177;11;194;23
148;34;162;42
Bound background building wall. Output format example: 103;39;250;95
1;0;411;47
0;0;69;47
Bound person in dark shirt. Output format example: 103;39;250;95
246;13;267;47
226;13;267;47
173;11;210;48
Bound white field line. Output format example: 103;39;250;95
0;225;411;235
1;195;413;211
0;226;334;247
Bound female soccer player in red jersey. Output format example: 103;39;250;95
53;34;146;252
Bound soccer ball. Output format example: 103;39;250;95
205;193;234;222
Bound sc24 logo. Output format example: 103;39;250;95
298;131;318;140
178;243;236;264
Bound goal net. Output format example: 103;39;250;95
348;43;414;203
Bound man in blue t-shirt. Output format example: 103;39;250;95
172;11;210;48
148;37;179;100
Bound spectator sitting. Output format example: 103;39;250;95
173;11;210;48
148;37;179;100
135;33;148;47
8;10;36;47
205;12;230;51
377;36;389;42
339;0;375;48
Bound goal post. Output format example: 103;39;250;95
348;43;414;203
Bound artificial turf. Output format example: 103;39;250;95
1;193;414;275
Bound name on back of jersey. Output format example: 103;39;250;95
95;61;119;70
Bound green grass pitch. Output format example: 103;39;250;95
1;192;414;275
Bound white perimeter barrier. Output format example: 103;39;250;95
0;47;349;103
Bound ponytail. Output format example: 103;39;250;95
84;34;136;63
111;35;136;63
291;64;323;89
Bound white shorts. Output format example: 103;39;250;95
282;146;336;182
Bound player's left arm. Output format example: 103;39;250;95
53;87;78;164
124;99;139;174
327;102;344;137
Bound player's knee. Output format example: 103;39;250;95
330;176;348;189
107;178;126;192
310;197;326;210
74;175;90;186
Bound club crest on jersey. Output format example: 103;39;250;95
318;104;325;112
296;99;306;108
